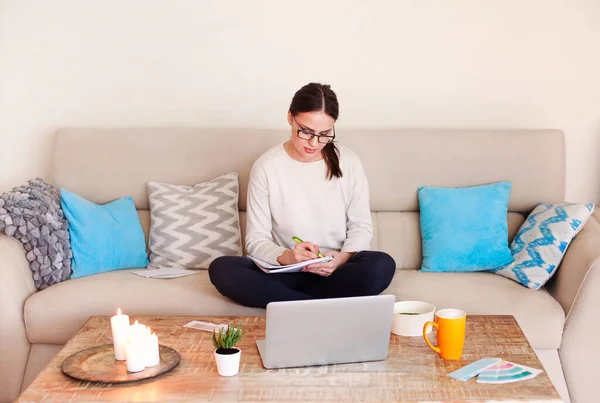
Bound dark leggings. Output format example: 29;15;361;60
208;251;396;308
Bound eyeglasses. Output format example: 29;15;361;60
293;117;336;144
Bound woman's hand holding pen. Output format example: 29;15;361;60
293;241;321;262
277;241;321;266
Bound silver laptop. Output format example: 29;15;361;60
256;294;395;369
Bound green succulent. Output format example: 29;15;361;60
212;324;246;351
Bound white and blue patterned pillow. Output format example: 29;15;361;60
492;203;594;290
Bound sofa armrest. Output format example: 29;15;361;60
0;235;36;402
549;216;600;314
547;216;600;403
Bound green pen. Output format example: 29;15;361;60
292;236;324;258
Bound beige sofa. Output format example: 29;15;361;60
2;128;599;403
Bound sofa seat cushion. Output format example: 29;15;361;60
384;270;565;349
24;269;264;345
25;268;565;349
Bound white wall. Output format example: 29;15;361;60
1;0;599;201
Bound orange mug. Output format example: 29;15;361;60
423;308;466;360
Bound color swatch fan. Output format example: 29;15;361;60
447;357;544;384
476;359;543;384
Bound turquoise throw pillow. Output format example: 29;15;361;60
418;182;513;272
60;189;148;279
491;203;594;290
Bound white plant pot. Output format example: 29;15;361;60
214;348;241;376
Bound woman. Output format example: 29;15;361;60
209;83;395;308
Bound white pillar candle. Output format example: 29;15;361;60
145;327;160;368
125;321;148;373
110;308;130;360
125;341;146;372
128;320;147;341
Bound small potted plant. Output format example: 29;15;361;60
212;324;246;376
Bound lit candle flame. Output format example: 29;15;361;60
117;308;122;315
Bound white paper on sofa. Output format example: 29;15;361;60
130;267;199;279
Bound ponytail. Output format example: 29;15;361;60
322;142;342;180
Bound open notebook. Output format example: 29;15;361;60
249;255;334;274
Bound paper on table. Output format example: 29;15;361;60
248;255;334;274
183;321;229;332
131;267;200;279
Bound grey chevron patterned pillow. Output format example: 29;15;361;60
146;172;242;270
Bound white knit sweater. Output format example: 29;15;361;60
245;142;373;265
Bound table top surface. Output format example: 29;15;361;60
18;314;562;403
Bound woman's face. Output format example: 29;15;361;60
286;111;336;162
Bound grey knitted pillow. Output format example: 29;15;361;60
0;178;72;290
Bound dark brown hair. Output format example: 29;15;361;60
289;83;342;180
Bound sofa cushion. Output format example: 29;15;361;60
146;172;242;270
418;182;513;272
60;190;148;278
24;269;264;345
493;203;595;290
25;267;564;349
385;270;565;349
52;128;566;213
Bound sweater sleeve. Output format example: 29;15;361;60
245;161;288;265
341;153;373;253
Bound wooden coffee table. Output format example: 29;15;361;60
18;315;562;402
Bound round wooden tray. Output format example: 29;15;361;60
62;344;180;383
